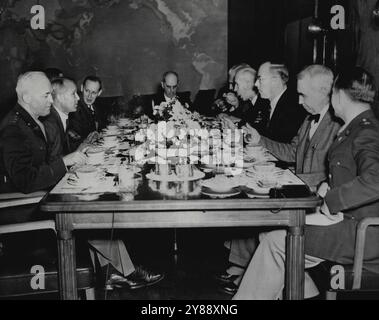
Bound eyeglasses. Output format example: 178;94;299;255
164;84;178;89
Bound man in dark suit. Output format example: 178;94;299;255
44;78;163;290
255;62;308;143
148;71;192;118
247;65;341;190
43;78;80;161
234;67;379;300
218;65;341;295
0;72;86;220
69;76;104;149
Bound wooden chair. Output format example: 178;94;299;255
0;193;95;300
312;218;379;300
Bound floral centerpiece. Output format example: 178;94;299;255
134;99;244;175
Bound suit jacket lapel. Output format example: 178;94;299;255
51;108;65;137
308;109;333;149
269;90;287;127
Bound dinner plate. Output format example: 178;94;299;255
106;166;141;175
201;178;240;191
201;186;241;199
244;188;270;199
146;170;205;182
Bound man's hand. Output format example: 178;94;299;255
320;201;343;221
223;92;239;107
317;182;330;199
84;131;100;144
63;151;87;167
221;117;238;130
243;123;261;145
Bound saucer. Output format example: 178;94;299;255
201;186;241;199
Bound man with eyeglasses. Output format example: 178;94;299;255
69;76;104;149
148;71;192;117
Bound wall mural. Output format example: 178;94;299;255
0;0;227;113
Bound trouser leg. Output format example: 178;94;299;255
225;237;257;269
89;240;135;276
233;230;323;300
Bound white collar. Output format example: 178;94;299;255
54;106;69;131
250;95;258;106
164;94;176;102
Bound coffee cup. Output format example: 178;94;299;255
86;147;105;165
253;162;276;173
76;166;99;182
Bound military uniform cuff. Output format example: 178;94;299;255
325;189;344;214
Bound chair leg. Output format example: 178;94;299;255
85;288;95;300
326;290;337;300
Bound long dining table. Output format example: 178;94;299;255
40;177;320;300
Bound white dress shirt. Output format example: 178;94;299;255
250;94;258;106
54;107;69;132
309;105;329;139
164;94;176;103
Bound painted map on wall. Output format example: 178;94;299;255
0;0;227;111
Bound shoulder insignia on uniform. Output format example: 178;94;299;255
9;113;20;124
360;118;372;126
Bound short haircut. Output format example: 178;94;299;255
235;67;257;82
334;66;376;103
298;64;334;94
44;68;64;82
269;63;289;84
229;63;251;76
51;78;76;100
83;75;102;91
16;71;48;98
162;71;179;83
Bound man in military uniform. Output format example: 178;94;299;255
0;72;87;242
233;67;379;300
0;72;86;197
218;67;271;135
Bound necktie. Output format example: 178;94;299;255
88;105;95;116
309;114;321;123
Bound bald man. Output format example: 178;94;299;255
148;71;192;117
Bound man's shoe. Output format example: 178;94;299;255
105;273;140;291
214;271;239;284
132;266;165;287
103;265;164;290
219;282;239;295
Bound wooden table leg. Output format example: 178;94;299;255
56;213;78;300
286;210;305;300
